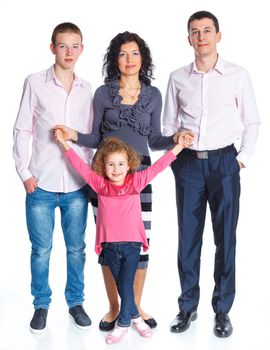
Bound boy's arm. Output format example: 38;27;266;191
13;78;36;186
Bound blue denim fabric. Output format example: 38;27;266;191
102;242;141;327
26;186;88;309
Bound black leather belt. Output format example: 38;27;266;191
182;144;234;159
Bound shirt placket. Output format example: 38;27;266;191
62;87;72;192
198;73;208;150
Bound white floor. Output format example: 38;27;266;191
1;159;270;350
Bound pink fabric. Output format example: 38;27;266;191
13;65;93;192
65;148;176;254
163;57;260;165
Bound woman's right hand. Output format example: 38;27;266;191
52;125;78;142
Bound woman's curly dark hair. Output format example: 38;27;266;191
102;31;154;85
92;137;141;177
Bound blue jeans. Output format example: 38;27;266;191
26;186;88;309
102;242;141;327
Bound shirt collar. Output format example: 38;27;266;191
190;55;225;75
45;65;86;87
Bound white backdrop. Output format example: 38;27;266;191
0;0;269;349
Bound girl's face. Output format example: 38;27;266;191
117;41;142;77
104;152;130;186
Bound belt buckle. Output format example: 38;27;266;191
196;151;208;159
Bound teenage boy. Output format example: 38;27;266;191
13;22;93;333
163;11;260;337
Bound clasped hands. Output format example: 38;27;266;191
52;125;78;143
173;130;194;148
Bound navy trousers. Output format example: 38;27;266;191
171;145;240;314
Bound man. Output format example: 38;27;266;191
13;22;93;333
163;11;260;337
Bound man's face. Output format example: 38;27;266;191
188;18;221;58
50;32;83;70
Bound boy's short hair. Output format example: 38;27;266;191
51;22;83;45
187;11;219;33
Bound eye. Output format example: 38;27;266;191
58;44;66;49
118;52;127;58
132;51;140;56
73;44;80;50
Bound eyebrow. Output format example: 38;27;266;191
56;42;81;45
119;49;140;53
191;26;213;31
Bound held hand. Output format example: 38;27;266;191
177;131;194;148
173;131;194;146
52;125;78;142
171;131;195;156
54;129;70;151
23;176;38;193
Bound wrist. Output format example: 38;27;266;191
72;130;78;142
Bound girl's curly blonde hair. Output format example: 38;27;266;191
92;137;141;177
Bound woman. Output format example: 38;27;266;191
55;31;177;330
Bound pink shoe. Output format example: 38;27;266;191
105;326;128;344
133;318;152;338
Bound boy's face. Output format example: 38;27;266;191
50;32;83;70
188;18;221;59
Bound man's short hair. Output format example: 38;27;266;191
187;11;219;33
51;22;83;45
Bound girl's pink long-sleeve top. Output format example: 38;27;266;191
65;148;176;255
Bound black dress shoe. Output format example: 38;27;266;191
99;315;119;331
143;317;157;329
170;309;197;333
214;313;233;338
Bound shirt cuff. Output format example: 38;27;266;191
236;151;250;167
20;169;33;183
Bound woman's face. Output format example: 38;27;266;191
117;41;142;78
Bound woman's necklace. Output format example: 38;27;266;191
120;84;141;101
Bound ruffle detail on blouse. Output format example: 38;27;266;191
101;80;153;136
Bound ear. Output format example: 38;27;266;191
50;43;56;55
188;35;192;46
216;31;222;43
80;44;84;54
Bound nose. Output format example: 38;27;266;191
198;31;205;40
66;47;72;55
126;53;132;62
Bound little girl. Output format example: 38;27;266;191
55;132;193;344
